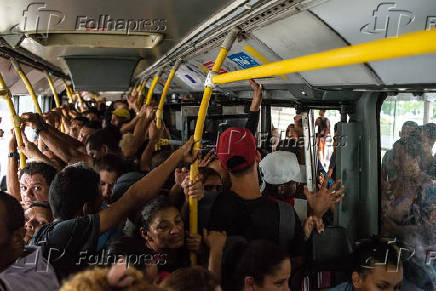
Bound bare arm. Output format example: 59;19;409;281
248;79;262;112
139;119;161;172
19;131;61;171
120;114;140;134
203;230;227;283
21;113;91;164
7;133;20;201
99;137;196;234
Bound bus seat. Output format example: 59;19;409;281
311;225;352;270
306;225;353;288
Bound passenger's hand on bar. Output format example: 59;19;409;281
18;131;39;159
249;79;262;111
182;175;204;201
177;136;198;164
185;231;202;254
148;120;162;144
249;79;262;98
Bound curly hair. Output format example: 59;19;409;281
60;266;157;291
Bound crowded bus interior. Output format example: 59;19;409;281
0;0;435;290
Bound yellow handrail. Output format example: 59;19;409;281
136;81;146;107
63;80;74;103
189;28;240;265
45;72;61;107
156;60;182;129
76;91;85;112
145;69;163;106
11;59;43;115
0;73;26;168
212;29;436;84
46;72;65;132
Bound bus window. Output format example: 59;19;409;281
380;93;436;290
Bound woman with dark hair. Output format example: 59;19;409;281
138;195;201;281
329;237;404;291
224;240;291;291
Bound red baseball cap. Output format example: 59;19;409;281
216;127;257;172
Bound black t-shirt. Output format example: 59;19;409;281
31;214;100;280
245;110;260;136
208;190;306;257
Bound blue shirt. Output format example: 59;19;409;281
328;282;353;291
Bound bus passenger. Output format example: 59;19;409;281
78;121;101;144
329;237;403;291
24;201;53;244
419;122;436;178
223;240;291;291
30;138;196;279
70;116;89;139
208;127;343;289
0;191;59;291
381;121;419;183
18;162;56;209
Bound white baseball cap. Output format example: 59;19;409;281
259;151;306;185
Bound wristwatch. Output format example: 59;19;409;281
8;152;19;158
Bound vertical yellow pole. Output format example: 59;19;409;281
189;28;239;265
63;80;74;103
136;81;146;107
145;69;163;106
75;92;85;112
10;59;43;115
45;72;65;132
45;72;61;107
156;60;182;129
0;73;26;168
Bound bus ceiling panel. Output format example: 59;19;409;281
63;55;139;92
1;0;234;76
9;68;48;95
311;0;436;85
180;34;306;90
0;57;21;87
251;10;379;86
174;63;207;92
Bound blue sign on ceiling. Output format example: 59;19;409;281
228;52;259;69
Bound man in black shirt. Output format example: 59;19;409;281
209;127;342;288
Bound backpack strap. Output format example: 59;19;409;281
277;200;296;249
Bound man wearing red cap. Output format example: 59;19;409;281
208;126;342;288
